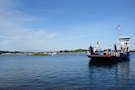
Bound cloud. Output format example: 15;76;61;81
0;0;57;51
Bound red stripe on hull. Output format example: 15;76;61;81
86;55;121;60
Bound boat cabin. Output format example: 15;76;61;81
119;36;130;53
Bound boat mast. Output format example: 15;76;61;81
116;25;121;41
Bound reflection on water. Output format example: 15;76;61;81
88;58;131;89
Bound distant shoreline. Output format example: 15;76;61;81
0;49;88;55
130;50;135;52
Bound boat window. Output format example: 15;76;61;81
120;38;129;41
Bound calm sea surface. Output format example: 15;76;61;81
0;53;135;90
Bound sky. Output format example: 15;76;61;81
0;0;135;51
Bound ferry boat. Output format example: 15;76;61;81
86;25;130;60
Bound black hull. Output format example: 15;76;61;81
89;56;129;61
89;58;129;67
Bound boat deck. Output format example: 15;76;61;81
86;54;122;60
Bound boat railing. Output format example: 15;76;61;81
88;50;121;56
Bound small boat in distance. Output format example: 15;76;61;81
86;25;130;60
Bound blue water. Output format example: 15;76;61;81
0;53;135;90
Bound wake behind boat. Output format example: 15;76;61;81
86;25;130;60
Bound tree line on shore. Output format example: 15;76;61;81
0;49;88;55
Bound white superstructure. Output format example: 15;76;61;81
117;25;130;53
119;36;130;53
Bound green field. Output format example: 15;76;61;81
32;53;49;56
